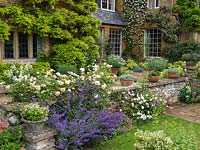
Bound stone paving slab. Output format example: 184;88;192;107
165;102;200;124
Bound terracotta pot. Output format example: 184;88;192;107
186;61;197;67
111;68;119;75
149;76;160;82
120;79;133;86
22;118;48;133
168;73;179;79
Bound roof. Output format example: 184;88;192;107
93;8;126;26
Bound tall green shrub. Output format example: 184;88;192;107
0;0;100;67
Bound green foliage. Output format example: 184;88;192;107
118;67;132;76
107;56;124;68
21;103;49;121
0;61;10;80
119;74;134;80
0;20;10;40
146;7;179;43
147;58;168;71
0;0;100;67
168;68;179;74
0;123;25;150
133;66;145;72
182;53;200;61
133;130;175;150
149;71;161;77
173;0;200;31
124;59;138;70
56;65;78;74
32;62;51;72
122;0;146;58
162;41;200;62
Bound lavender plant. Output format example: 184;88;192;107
48;80;125;149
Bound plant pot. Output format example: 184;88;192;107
111;68;119;75
186;61;198;70
120;79;133;86
149;76;160;82
22;118;48;133
168;73;179;79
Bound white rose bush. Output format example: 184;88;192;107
3;63;115;103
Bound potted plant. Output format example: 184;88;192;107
182;53;200;68
107;56;123;75
148;71;160;82
168;68;180;79
20;103;49;133
119;74;134;86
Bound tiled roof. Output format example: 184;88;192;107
93;8;126;26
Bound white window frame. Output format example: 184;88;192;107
155;0;160;8
144;29;161;58
101;0;115;12
147;0;153;9
109;29;122;57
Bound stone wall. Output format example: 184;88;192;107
112;77;186;104
0;0;19;6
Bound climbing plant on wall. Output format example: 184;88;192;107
0;0;100;68
122;0;146;60
145;7;180;43
173;0;200;32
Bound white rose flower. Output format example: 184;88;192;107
60;87;66;92
34;85;41;91
94;81;100;86
101;84;107;89
55;91;61;97
80;68;85;72
65;80;71;85
94;94;99;99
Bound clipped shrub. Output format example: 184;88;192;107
56;64;79;74
118;67;132;76
133;130;175;150
0;61;10;80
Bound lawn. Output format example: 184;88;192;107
94;115;200;150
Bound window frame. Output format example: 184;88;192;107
147;0;153;9
109;28;122;57
144;28;162;58
101;0;115;12
154;0;160;8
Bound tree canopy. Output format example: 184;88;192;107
0;0;101;67
173;0;200;32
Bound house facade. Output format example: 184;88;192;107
93;0;125;58
94;0;200;58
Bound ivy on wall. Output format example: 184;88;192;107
0;0;100;67
145;7;180;43
122;0;146;59
173;0;200;32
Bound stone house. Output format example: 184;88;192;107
94;0;200;58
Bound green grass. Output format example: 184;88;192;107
94;115;200;150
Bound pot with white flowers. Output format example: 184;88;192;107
21;103;49;133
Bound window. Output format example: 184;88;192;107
4;32;14;59
109;29;122;56
33;34;42;58
155;0;160;8
18;32;29;58
144;29;161;57
198;0;200;7
3;32;41;60
101;0;115;11
147;0;153;9
185;31;190;41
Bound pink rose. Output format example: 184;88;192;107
0;122;8;128
0;129;4;134
19;147;26;150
